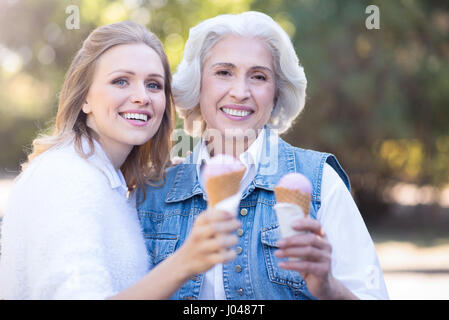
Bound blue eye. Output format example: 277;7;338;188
146;82;162;90
112;78;128;86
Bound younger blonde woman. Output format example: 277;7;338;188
0;21;240;300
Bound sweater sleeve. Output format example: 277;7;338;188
24;156;119;299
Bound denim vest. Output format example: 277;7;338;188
136;131;350;300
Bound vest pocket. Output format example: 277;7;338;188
261;225;306;289
144;233;178;266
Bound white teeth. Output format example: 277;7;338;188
221;107;251;117
122;112;148;121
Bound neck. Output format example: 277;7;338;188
90;135;132;171
100;142;133;170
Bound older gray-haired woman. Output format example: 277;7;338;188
137;11;388;300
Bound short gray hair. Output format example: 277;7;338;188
173;11;307;135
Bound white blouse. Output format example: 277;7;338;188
0;138;149;299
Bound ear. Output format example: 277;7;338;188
82;101;92;114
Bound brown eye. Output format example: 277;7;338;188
216;70;231;76
252;74;267;81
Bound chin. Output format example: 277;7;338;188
123;135;153;147
224;124;258;134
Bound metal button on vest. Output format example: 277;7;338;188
235;246;242;254
237;288;244;296
235;265;242;273
240;208;248;216
237;228;244;237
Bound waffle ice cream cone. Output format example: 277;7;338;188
274;186;310;218
206;169;245;207
203;154;245;209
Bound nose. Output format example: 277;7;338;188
229;76;250;102
130;83;150;106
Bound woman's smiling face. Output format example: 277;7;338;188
199;35;276;137
83;43;166;163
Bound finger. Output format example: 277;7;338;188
210;249;237;265
290;218;324;236
277;232;331;252
205;249;236;267
197;234;238;254
212;219;241;233
194;213;210;226
216;234;239;249
205;208;235;222
274;246;330;262
195;249;237;274
190;222;216;240
221;249;237;263
194;209;234;227
192;215;240;241
195;209;233;227
278;260;329;276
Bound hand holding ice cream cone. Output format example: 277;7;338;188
200;154;245;264
176;209;240;277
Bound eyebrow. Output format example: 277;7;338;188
211;62;273;75
108;69;164;79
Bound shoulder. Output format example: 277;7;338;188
280;138;329;164
165;162;184;181
320;163;357;217
140;162;181;193
136;163;182;210
322;163;349;196
4;146;118;239
20;145;110;198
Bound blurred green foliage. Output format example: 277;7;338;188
0;0;448;220
258;0;449;219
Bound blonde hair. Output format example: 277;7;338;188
23;21;175;194
173;11;307;136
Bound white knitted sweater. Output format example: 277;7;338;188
0;139;149;299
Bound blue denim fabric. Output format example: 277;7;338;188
137;130;350;300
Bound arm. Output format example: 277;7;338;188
108;249;191;300
32;187;238;299
275;164;388;300
318;164;388;299
26;156;239;299
110;209;240;300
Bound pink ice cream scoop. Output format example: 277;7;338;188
203;154;245;180
276;172;312;195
